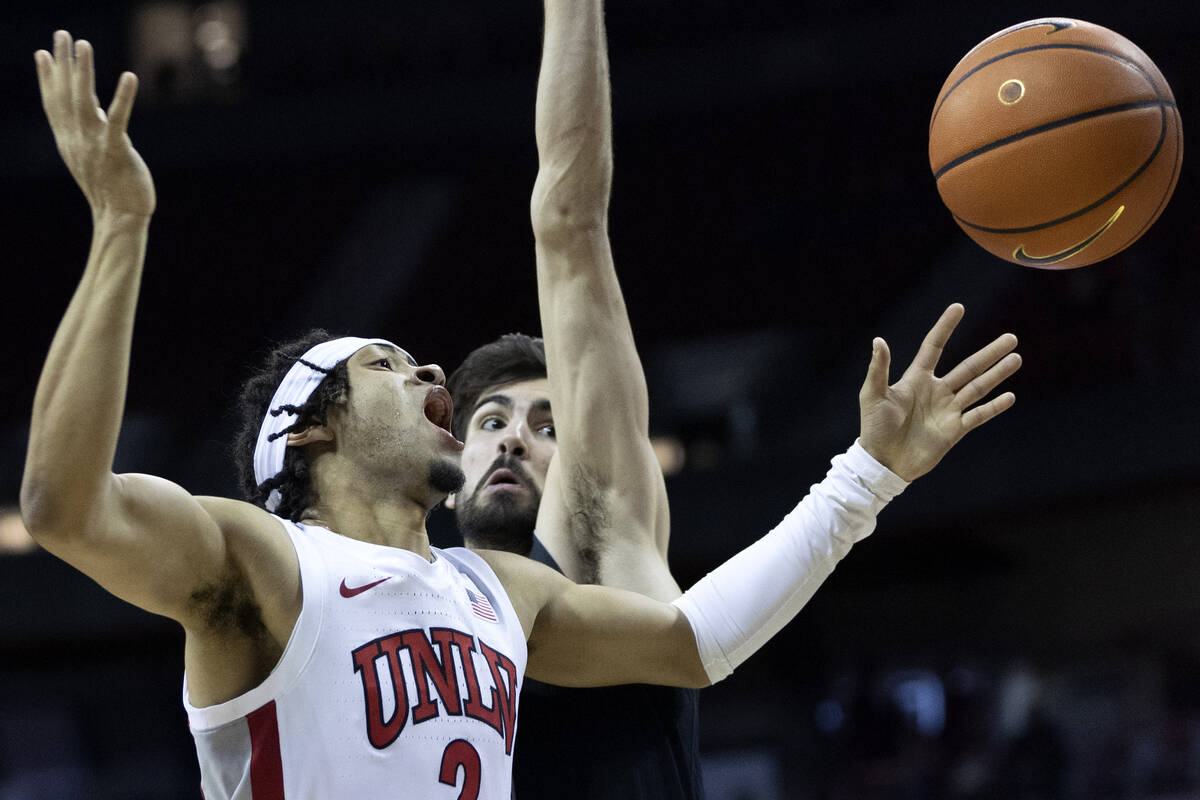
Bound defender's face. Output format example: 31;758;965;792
455;378;556;516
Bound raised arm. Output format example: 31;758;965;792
531;0;675;598
490;305;1020;687
19;33;283;633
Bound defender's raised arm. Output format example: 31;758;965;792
531;0;676;599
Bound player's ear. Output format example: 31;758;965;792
443;492;457;510
286;424;334;447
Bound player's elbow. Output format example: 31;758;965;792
530;178;610;248
530;203;607;248
19;474;96;546
19;478;60;542
671;615;716;689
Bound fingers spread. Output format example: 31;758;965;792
106;72;139;136
961;391;1016;432
954;352;1022;411
942;332;1018;393
911;303;965;374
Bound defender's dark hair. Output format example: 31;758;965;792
447;333;547;441
232;329;353;521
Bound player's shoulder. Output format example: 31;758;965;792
195;495;295;567
437;546;526;605
196;495;285;536
465;547;574;640
468;547;568;583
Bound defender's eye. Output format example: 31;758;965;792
481;418;505;431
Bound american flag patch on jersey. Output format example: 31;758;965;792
465;587;498;623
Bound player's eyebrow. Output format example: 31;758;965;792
362;344;418;367
475;394;513;411
474;395;553;418
475;396;552;411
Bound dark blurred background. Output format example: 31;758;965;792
1;1;1198;798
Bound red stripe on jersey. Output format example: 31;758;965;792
247;700;285;799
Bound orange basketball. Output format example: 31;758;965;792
929;18;1183;269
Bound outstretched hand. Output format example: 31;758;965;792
34;31;155;218
858;303;1020;482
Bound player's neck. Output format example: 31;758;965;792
304;469;436;557
303;500;433;557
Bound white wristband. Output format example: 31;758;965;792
672;440;908;684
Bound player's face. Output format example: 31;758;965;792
332;344;465;499
450;379;556;550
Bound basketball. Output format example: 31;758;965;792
929;18;1183;269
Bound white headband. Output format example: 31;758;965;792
253;336;401;512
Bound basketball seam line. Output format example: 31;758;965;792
932;99;1177;179
930;42;1161;130
1116;105;1185;256
967;19;1074;56
950;97;1175;235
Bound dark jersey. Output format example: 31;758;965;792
513;536;705;799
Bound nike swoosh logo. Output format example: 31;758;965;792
339;576;392;598
1014;205;1125;267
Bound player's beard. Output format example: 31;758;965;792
454;457;540;555
428;459;466;495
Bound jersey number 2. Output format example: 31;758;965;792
439;739;481;800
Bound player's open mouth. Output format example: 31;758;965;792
423;387;457;440
486;468;522;488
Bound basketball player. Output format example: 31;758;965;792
445;4;700;794
447;334;703;797
22;26;1020;800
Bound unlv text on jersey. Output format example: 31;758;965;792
352;627;520;754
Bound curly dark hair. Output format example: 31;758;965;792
446;333;547;441
231;329;353;521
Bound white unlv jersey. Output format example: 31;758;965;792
184;519;527;800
